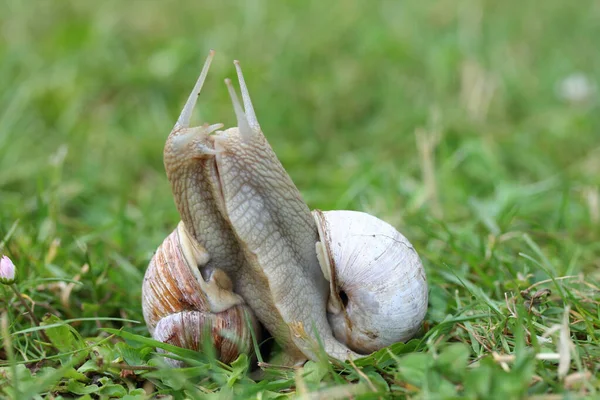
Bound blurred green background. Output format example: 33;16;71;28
1;0;599;336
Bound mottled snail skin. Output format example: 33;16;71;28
142;222;260;365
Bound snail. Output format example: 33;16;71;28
141;51;428;365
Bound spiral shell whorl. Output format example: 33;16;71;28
314;210;428;354
142;223;260;364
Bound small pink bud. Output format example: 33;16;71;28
0;255;16;285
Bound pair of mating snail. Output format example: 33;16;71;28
141;51;428;366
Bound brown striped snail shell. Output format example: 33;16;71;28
141;222;260;365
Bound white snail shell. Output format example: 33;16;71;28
142;222;260;365
314;210;428;354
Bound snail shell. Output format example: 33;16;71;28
142;222;260;365
314;210;428;354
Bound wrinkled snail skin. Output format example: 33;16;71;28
210;117;359;360
145;51;428;365
162;51;243;280
141;222;261;364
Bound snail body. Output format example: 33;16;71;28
141;51;428;365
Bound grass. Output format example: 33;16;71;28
1;0;599;398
